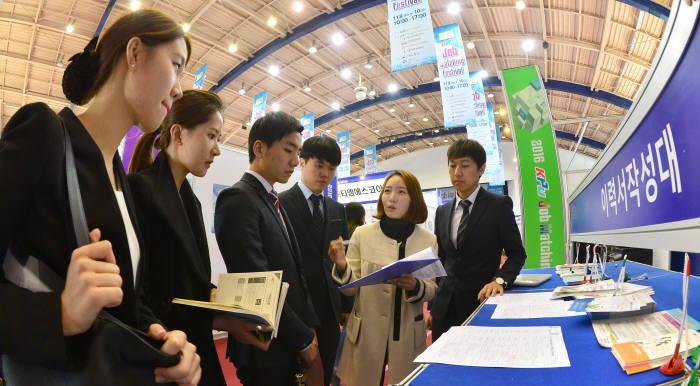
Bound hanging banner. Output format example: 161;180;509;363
337;171;393;204
251;90;267;125
337;130;351;178
193;63;207;90
324;176;338;200
434;24;474;128
465;73;503;186
502;65;565;269
388;0;436;72
489;103;506;186
301;113;314;142
364;145;378;174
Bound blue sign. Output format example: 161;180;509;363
251;90;267;124
570;21;700;234
388;0;436;72
364;145;377;174
193;63;207;90
301;113;314;142
324;176;338;200
434;24;474;128
337;130;351;178
337;171;393;205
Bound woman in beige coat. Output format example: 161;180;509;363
329;170;437;386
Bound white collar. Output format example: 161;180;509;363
246;169;274;193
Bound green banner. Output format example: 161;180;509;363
501;65;565;268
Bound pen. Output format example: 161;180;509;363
341;240;355;246
256;325;265;342
613;255;627;296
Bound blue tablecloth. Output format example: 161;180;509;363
409;262;700;386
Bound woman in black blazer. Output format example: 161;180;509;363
128;90;273;385
0;10;200;385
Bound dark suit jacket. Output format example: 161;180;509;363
0;103;157;369
128;152;225;385
431;187;527;321
278;183;351;323
214;173;319;369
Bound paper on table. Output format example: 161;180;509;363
591;309;696;348
485;291;554;305
491;300;585;319
414;326;571;368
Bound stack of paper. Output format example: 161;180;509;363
612;330;700;374
486;292;585;319
585;293;656;320
591;309;700;348
550;280;653;300
414;326;571;368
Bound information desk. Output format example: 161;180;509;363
400;262;699;386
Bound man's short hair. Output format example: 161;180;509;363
300;136;341;166
248;112;304;163
447;139;487;168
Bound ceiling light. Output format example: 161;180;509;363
267;16;277;27
405;120;411;125
504;126;511;134
130;1;141;11
402;146;407;150
515;1;526;11
499;107;506;115
368;84;376;96
423;117;429;122
303;80;311;92
444;139;449;143
428;142;434;145
181;23;190;33
389;106;396;113
374;129;380;133
56;54;65;67
434;129;440;133
340;68;352;79
65;23;75;34
326;129;332;133
355;112;361;122
292;1;304;12
238;82;246;95
271;102;280;112
408;97;415;108
388;83;398;93
378;154;382;157
331;101;340;110
477;70;488;79
466;40;475;50
522;39;535;52
513;157;518;162
447;2;460;15
364;56;373;69
332;32;344;45
487;93;494;98
268;65;280;76
390;138;396;142
228;42;238;53
309;40;317;54
433;69;440;82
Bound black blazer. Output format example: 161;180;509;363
278;183;351;323
128;152;225;385
0;103;157;369
214;172;319;368
431;187;527;320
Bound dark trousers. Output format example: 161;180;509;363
431;292;480;341
316;308;341;386
236;362;297;386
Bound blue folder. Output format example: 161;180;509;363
339;257;439;289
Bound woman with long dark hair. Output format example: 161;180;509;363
0;9;200;385
128;90;273;385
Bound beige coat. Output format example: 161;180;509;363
332;222;437;386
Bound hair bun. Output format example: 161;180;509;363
62;37;99;105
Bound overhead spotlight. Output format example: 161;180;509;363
434;129;440;133
476;70;488;79
238;82;246;95
331;101;340;110
387;83;398;93
428;141;434;145
487;93;494;98
368;84;376;97
374;129;380;133
56;54;65;68
402;146;407;151
326;129;332;133
65;21;75;34
340;67;352;79
504;126;511;134
433;69;440;82
542;40;550;50
181;23;190;33
408;97;415;108
268;64;280;76
515;1;526;11
303;80;311;92
364;56;373;69
271;102;280;112
389;106;396;113
513;157;518;162
447;2;460;15
423;117;429;122
309;40;318;54
332;32;344;45
443;139;449;143
267;16;277;27
228;41;238;53
466;40;475;50
378;154;382;157
390;138;396;142
499;107;506;115
355;112;361;122
417;131;423;136
130;1;141;11
292;1;304;12
522;39;535;52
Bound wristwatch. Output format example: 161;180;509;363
494;277;505;287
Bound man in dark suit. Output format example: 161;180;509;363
429;139;527;341
279;136;351;385
214;112;322;385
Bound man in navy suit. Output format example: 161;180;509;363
429;139;527;341
279;136;352;385
215;112;322;385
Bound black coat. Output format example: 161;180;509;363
431;187;527;321
214;172;319;369
0;103;157;369
128;152;225;385
278;183;352;321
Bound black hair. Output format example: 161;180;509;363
299;136;341;166
447;139;487;168
62;9;192;105
345;202;366;237
247;111;304;163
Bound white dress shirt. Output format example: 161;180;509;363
450;187;480;248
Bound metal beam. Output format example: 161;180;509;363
591;0;615;91
616;0;670;21
94;0;116;38
552;114;626;125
